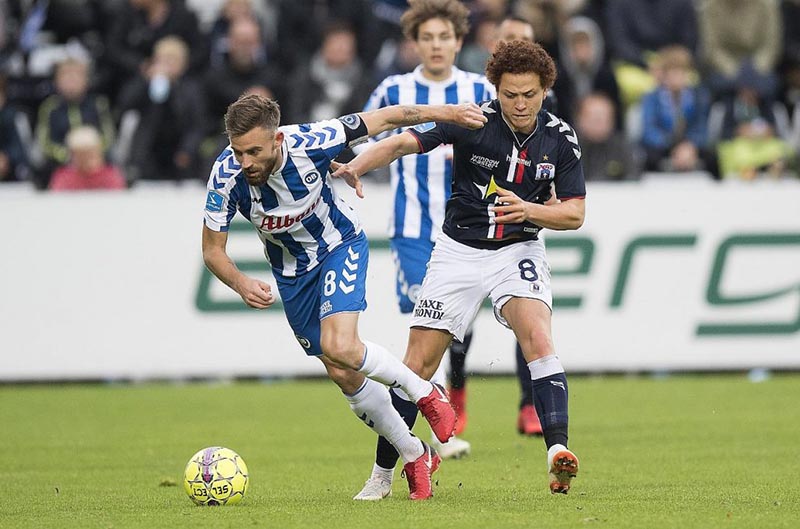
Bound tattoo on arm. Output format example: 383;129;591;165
401;106;421;125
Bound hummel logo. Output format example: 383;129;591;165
550;381;566;390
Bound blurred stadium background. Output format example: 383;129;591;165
1;1;799;527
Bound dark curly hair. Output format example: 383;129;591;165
485;40;557;90
401;0;470;41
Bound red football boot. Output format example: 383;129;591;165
448;387;468;436
416;383;456;443
517;404;543;436
402;443;442;500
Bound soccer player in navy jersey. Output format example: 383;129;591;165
334;40;584;496
201;93;486;499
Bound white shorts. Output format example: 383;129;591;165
410;233;552;342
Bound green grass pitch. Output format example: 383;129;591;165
1;374;798;528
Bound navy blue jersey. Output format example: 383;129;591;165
408;100;586;249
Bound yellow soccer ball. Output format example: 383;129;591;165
183;447;249;506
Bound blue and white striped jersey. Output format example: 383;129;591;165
362;65;495;241
204;117;367;277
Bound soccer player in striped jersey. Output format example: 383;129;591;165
202;93;487;500
335;40;584;497
357;0;495;471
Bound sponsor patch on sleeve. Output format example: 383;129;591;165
413;122;436;133
205;190;224;212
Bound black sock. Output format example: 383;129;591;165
375;389;419;469
449;330;472;389
532;372;569;449
515;343;533;408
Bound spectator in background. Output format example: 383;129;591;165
117;36;207;182
716;68;795;180
207;0;268;69
104;0;207;100
371;36;420;82
49;125;126;190
35;57;115;189
276;0;377;77
456;16;497;74
553;15;620;128
604;0;698;106
204;16;283;126
575;92;639;181
287;22;371;124
640;46;710;174
0;72;29;182
496;15;534;43
699;0;782;101
779;0;800;126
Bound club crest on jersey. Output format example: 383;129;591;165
303;170;320;185
413;122;436;133
535;163;555;180
205;190;224;212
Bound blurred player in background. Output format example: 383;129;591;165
335;39;584;497
355;0;495;476
201;93;487;499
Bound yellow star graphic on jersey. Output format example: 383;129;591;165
473;175;503;199
543;154;549;161
484;175;501;199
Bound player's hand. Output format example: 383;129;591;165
330;162;364;198
235;276;275;309
491;187;530;224
452;103;488;129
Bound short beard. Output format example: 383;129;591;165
244;170;269;186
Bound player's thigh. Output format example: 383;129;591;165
390;237;434;314
410;234;488;343
501;297;554;362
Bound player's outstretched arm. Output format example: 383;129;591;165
359;102;486;138
331;132;421;198
492;187;585;230
202;225;275;309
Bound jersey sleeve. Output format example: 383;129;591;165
406;121;464;154
203;148;241;232
553;119;586;200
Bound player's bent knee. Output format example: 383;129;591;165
320;335;363;370
518;332;555;361
404;351;439;380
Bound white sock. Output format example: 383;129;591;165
527;354;565;380
344;378;425;463
358;340;432;402
430;361;447;387
370;462;394;483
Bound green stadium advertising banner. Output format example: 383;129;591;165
1;180;799;381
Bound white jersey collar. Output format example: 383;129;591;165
412;64;459;87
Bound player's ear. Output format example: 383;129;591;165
455;37;464;53
273;130;284;148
